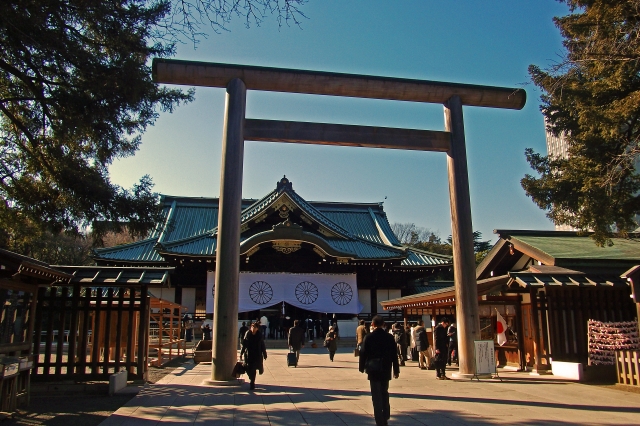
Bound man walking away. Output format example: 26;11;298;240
434;317;451;380
359;315;400;426
288;320;305;362
392;322;407;366
414;321;429;370
356;319;368;351
447;322;458;366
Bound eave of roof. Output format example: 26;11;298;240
54;265;174;286
380;275;509;310
507;271;628;288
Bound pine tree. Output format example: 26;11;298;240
0;1;306;252
523;0;640;245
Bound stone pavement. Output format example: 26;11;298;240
101;347;640;425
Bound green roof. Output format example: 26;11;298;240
95;177;451;268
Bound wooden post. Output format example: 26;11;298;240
530;288;544;374
444;95;480;378
209;78;246;384
515;296;526;371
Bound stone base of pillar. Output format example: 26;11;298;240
202;379;242;386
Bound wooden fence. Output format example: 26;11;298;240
544;286;636;363
616;350;640;386
32;284;150;382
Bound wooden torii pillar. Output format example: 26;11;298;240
153;59;526;382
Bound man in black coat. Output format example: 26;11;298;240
288;320;305;363
359;316;400;426
240;322;267;390
434;317;451;380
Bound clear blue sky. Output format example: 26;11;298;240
109;0;570;244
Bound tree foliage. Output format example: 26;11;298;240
523;0;640;245
390;223;493;264
0;0;306;255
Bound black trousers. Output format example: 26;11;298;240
435;349;447;377
246;367;257;384
369;379;390;426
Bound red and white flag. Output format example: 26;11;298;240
496;310;507;346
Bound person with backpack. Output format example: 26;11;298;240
392;322;407;366
414;320;430;370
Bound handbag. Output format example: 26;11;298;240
232;360;245;378
354;347;360;357
365;357;384;374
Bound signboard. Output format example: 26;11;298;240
474;340;496;375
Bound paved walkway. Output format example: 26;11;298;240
102;347;640;425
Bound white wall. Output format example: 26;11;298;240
377;289;401;314
182;288;196;313
358;289;372;314
155;288;175;303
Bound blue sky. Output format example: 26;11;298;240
109;0;570;243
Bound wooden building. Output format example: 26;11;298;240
381;230;639;372
93;177;452;320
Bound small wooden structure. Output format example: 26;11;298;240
0;249;71;412
148;297;186;367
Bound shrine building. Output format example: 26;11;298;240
92;177;452;320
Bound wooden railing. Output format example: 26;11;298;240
616;350;640;386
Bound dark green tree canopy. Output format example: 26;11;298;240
523;0;640;245
0;0;306;255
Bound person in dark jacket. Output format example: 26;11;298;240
238;321;248;347
392;322;407;366
414;321;430;370
325;326;338;361
434;317;451;380
359;316;400;426
201;323;212;340
288;320;305;363
447;322;458;366
240;322;267;390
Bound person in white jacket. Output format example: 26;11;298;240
410;323;418;361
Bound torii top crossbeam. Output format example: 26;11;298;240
153;59;525;110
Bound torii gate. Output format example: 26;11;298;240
152;59;526;382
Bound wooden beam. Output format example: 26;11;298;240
244;119;451;152
153;59;526;110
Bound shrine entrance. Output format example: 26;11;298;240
152;59;526;381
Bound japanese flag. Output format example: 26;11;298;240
496;310;508;346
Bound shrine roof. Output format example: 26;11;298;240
94;177;447;267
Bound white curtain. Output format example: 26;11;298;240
207;272;361;314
